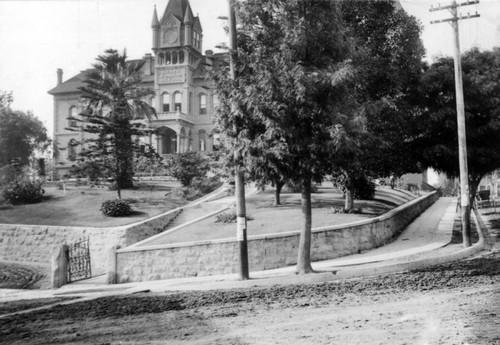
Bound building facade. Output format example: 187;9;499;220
48;0;222;177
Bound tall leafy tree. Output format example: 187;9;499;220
331;0;426;209
0;91;13;110
214;0;353;274
0;93;48;167
416;48;500;204
77;49;157;196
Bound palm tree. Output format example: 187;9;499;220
79;49;157;195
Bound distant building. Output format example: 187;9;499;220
478;171;500;199
48;0;223;177
48;0;406;178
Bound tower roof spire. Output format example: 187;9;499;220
151;5;160;28
183;3;194;24
161;0;193;23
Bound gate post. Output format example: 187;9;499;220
106;245;120;284
51;245;68;289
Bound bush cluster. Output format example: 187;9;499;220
214;209;253;224
353;175;376;200
170;176;223;201
2;180;45;205
0;165;19;187
168;152;210;187
100;199;132;217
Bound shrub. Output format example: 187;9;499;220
2;180;45;205
70;161;107;183
0;165;20;186
100;199;132;217
214;209;253;223
169;176;223;201
353;175;376;200
168;152;210;187
191;176;223;195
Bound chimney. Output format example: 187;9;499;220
144;54;153;76
57;68;63;85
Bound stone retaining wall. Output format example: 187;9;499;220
114;192;439;283
0;209;181;275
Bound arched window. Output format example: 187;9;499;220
159;127;177;154
179;51;185;64
174;92;182;112
172;52;178;65
199;94;207;115
162;93;170;112
68;106;78;127
165;52;171;65
189;92;192;114
212;94;219;110
188;129;193;151
199;130;207;152
67;139;77;161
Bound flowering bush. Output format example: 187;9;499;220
100;199;132;217
2;180;45;205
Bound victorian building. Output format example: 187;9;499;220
48;0;223;177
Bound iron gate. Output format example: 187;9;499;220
67;237;92;283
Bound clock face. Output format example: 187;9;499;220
163;25;179;45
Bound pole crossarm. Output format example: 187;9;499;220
430;13;480;24
429;0;479;12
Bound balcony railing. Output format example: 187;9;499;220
155;110;196;124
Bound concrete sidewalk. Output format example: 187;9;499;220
1;196;487;305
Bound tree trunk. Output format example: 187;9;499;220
344;176;354;212
296;176;314;274
468;177;481;210
274;180;284;206
115;126;134;190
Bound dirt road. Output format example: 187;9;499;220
1;210;499;345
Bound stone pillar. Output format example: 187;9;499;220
177;133;181;153
106;245;120;284
154;134;161;154
51;245;68;289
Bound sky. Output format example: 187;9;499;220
0;0;499;137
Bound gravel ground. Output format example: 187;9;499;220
0;207;499;345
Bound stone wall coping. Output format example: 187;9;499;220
124;205;232;249
116;191;437;254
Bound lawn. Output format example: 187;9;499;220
0;180;186;227
142;185;397;245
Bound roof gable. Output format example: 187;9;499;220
161;0;189;23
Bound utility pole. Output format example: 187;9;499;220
227;0;249;279
430;0;480;247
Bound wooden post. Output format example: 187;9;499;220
430;0;480;247
228;0;249;280
451;2;471;247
